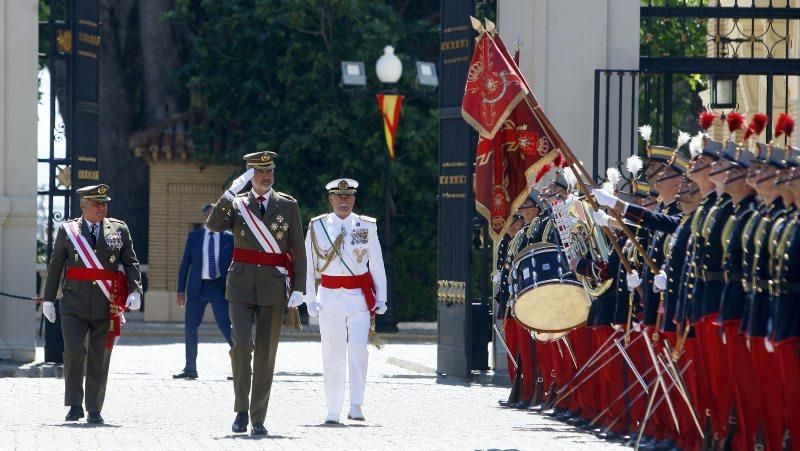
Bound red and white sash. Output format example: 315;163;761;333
234;196;291;293
63;220;113;301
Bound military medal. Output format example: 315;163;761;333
353;248;367;263
109;255;116;263
270;216;289;240
351;229;368;245
241;230;245;236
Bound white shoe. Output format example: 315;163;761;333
324;414;340;424
347;404;365;421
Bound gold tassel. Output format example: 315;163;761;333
284;307;302;330
368;316;385;349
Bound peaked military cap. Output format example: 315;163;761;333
657;147;690;181
526;189;545;210
244;151;277;170
77;184;111;202
646;145;675;163
326;178;358;195
701;137;725;160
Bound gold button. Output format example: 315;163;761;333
92;281;97;286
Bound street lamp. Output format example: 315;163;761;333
339;46;438;332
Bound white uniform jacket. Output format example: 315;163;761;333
304;212;387;311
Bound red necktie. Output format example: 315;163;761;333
257;196;266;216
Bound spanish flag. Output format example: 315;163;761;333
376;94;404;159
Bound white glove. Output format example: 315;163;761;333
287;291;304;308
491;272;501;284
654;270;668;292
42;301;56;323
592;210;611;228
126;292;142;311
225;168;255;200
764;338;775;353
374;301;387;315
626;270;642;290
306;301;321;317
591;188;621;208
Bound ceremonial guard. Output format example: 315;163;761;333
303;178;387;424
498;194;542;409
206;151;306;435
41;184;142;424
495;212;525;406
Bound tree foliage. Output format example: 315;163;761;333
169;0;439;320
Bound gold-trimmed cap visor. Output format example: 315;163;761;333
646;145;675;163
76;184;111;202
326;178;358;195
244;151;277;170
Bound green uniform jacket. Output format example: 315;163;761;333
207;190;307;305
43;217;143;320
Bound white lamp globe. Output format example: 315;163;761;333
376;45;402;84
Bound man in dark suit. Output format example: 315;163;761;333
173;203;234;380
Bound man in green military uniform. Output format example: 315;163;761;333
41;184;142;424
206;150;306;436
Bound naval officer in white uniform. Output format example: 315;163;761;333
304;178;387;424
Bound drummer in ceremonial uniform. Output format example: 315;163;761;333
41;184;142;424
206;151;306;435
303;178;387;424
499;193;543;409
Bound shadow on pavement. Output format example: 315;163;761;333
46;422;121;428
215;434;295;440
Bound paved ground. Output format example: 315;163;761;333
0;334;624;450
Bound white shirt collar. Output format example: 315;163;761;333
251;188;272;200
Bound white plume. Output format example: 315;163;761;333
606;167;622;188
626;155;643;178
602;181;616;196
676;130;691;149
638;125;653;143
689;132;704;159
563;167;578;191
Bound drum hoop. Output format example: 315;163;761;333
512;242;558;266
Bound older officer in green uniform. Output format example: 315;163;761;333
41;184;142;424
206;151;306;436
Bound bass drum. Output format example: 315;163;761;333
511;243;589;333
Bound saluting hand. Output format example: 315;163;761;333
225;168;255;200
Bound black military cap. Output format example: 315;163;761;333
76;184;111;202
701;137;725;160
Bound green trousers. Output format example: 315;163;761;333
229;301;283;423
61;314;113;412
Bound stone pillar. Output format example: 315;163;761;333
0;0;38;362
494;0;639;374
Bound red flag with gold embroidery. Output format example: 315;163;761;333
466;25;559;241
377;94;404;159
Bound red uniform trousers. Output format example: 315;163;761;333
695;317;733;443
749;336;787;451
721;321;761;450
775;337;800;451
504;318;536;402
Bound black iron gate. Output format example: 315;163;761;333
593;1;800;181
436;0;493;378
37;0;100;362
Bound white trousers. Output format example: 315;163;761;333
317;286;370;418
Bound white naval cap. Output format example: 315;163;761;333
326;178;358;195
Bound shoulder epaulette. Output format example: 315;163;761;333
276;191;296;202
360;215;377;223
107;218;127;225
310;213;327;223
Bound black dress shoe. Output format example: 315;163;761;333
598;430;620;441
232;412;248;433
65;405;84;421
87;412;104;424
173;371;198;380
514;400;531;410
528;403;545;412
556;410;577;421
251;423;267;436
570;418;591;428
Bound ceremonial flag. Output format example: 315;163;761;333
463;20;560;241
377;94;404;159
